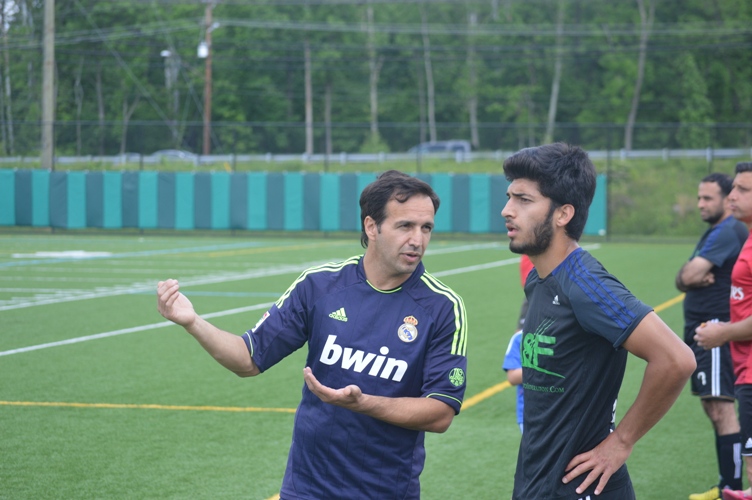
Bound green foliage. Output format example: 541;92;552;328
358;131;391;153
2;1;752;156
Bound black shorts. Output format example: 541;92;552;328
736;385;752;456
685;323;736;400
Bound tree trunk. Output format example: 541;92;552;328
416;55;426;145
544;0;565;145
366;4;384;142
74;58;83;156
119;94;140;155
421;10;436;143
467;12;479;149
624;0;655;151
325;79;332;157
1;0;14;155
96;63;105;156
304;39;313;155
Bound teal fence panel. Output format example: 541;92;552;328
431;174;453;233
32;170;50;227
175;173;194;230
103;172;122;228
585;174;607;235
284;172;303;231
138;171;158;229
67;171;86;229
469;174;490;233
0;170;14;225
320;173;340;231
247;172;267;230
0;170;607;236
212;172;231;230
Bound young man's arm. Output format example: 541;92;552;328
157;279;260;377
675;256;715;292
561;312;695;495
302;367;456;433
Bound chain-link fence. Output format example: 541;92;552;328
2;120;751;159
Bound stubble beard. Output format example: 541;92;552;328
509;207;555;257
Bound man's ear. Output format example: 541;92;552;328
555;205;575;228
364;216;378;240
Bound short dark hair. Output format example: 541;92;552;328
359;170;440;248
736;162;752;174
701;173;733;197
502;143;596;241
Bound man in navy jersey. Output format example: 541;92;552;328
157;170;467;500
676;173;746;500
501;143;695;499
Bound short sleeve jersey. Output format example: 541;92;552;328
503;331;524;425
684;216;748;326
242;256;468;500
730;233;752;385
512;248;652;500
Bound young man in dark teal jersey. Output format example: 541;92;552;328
502;143;695;499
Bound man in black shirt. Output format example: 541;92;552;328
502;143;696;499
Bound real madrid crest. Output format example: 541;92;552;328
398;315;418;343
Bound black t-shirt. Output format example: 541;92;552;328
512;248;651;500
683;216;748;326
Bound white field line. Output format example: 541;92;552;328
0;262;313;312
0;303;273;357
0;243;600;357
0;242;506;312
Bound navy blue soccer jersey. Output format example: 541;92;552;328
512;248;651;500
683;216;748;326
242;255;468;500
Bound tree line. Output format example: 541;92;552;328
2;0;752;158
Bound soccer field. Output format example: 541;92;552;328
0;232;721;498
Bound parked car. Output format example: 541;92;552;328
408;140;471;154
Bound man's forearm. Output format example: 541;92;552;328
185;316;259;377
614;355;693;447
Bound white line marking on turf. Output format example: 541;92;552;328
0;244;601;356
0;303;274;357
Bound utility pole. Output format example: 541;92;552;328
41;0;55;169
202;2;214;156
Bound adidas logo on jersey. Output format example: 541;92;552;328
552;295;560;305
328;307;348;322
319;335;408;382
